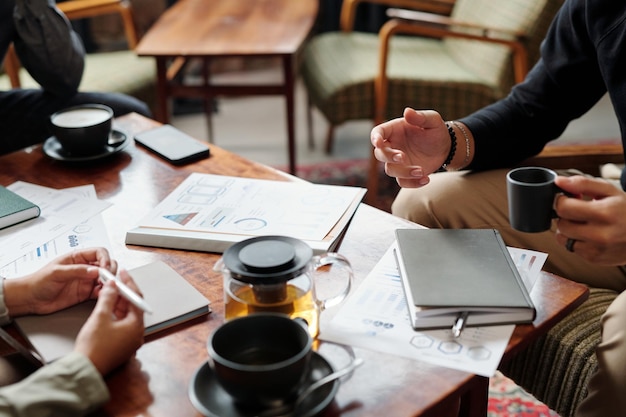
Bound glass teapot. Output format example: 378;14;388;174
216;235;353;337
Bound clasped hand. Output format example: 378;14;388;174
3;247;145;375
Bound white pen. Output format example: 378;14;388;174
98;268;153;314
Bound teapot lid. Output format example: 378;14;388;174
222;236;313;284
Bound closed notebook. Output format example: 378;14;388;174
394;228;536;330
15;261;211;363
0;185;41;230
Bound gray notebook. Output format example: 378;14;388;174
15;261;211;363
394;228;536;330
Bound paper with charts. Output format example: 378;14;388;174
320;242;547;377
134;173;364;241
0;182;111;268
0;185;111;279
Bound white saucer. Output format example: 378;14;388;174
43;129;130;162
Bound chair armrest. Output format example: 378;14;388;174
340;0;455;32
378;9;529;82
521;144;625;177
386;7;525;40
57;0;124;18
3;45;21;88
2;0;139;89
58;0;138;48
373;9;529;123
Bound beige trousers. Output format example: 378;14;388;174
392;169;626;417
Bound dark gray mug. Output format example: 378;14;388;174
506;167;560;233
207;313;312;408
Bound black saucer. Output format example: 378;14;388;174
42;129;130;161
189;352;339;417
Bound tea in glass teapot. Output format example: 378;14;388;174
216;235;353;337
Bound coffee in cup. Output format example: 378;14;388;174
50;104;114;155
506;166;561;233
207;313;313;408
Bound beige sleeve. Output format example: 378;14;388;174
0;352;110;417
0;278;11;326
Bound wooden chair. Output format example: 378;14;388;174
0;0;156;112
300;0;565;203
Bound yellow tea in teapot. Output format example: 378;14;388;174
224;283;320;337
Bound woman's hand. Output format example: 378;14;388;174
3;247;117;317
554;175;626;265
74;269;145;375
371;108;451;188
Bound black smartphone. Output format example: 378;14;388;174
134;124;210;165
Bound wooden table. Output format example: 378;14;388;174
135;0;319;175
0;113;588;417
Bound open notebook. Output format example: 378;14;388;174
14;261;211;363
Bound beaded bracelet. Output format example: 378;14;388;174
441;122;457;171
451;120;471;169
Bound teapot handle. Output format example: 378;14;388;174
213;256;225;272
310;252;353;310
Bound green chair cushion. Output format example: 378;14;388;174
0;51;156;108
446;0;552;86
301;0;564;131
301;32;504;125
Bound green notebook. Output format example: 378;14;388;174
0;185;41;230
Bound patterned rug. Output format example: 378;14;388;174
489;371;561;417
282;158;561;417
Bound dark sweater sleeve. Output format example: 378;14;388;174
460;0;608;171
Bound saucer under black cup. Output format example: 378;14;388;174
43;129;130;162
188;351;339;417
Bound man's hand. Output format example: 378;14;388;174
371;108;452;188
555;175;626;265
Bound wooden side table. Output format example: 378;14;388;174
136;0;319;175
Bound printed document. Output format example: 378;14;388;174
134;173;363;241
0;185;111;278
320;242;547;377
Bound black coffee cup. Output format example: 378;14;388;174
207;313;312;408
50;104;113;155
506;166;561;233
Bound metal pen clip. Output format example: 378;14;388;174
452;311;469;338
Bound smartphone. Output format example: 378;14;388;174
134;124;210;165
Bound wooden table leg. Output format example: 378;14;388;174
155;57;170;124
459;376;489;417
282;55;297;175
202;58;214;143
